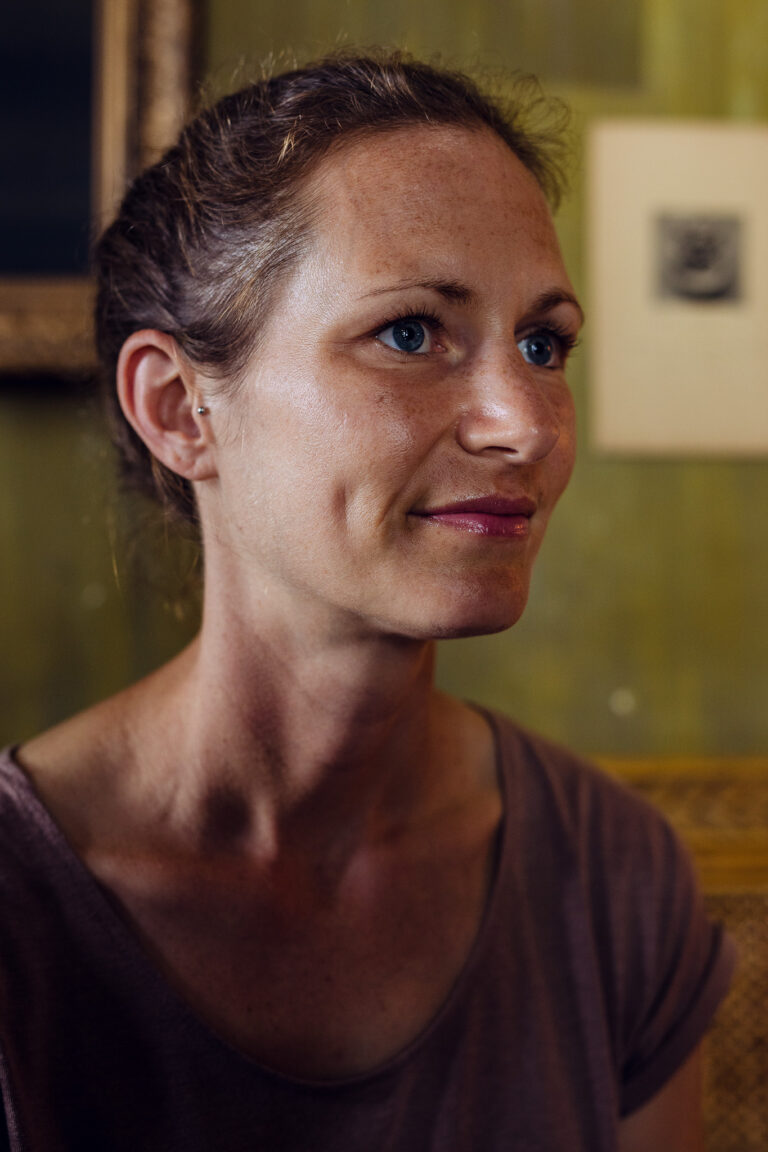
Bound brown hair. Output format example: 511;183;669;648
94;50;570;525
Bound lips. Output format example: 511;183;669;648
410;495;536;538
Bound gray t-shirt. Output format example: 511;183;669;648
0;712;735;1151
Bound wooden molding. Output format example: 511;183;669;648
0;0;196;377
0;280;95;376
601;757;768;893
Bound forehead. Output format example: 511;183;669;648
303;124;566;285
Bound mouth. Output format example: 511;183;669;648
409;495;536;538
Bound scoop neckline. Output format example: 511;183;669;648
0;705;510;1091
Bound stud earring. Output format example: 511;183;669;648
196;406;208;415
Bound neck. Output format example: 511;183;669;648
132;590;459;862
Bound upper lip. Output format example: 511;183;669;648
412;495;537;516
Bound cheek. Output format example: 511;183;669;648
535;394;576;515
322;378;433;485
368;390;427;467
558;430;577;494
238;381;428;525
555;391;577;485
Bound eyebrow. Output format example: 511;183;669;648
527;289;585;327
360;277;476;305
361;279;585;326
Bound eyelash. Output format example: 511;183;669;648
524;321;581;361
372;311;581;362
374;308;444;339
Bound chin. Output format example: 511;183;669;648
381;580;531;642
437;617;523;640
426;608;527;641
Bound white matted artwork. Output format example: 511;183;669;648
588;121;768;454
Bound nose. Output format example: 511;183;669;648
455;354;563;464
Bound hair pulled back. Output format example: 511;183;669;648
94;50;570;524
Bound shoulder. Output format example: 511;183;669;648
0;746;44;859
0;746;72;898
487;709;700;941
484;710;736;1114
486;709;675;865
8;676;159;857
0;746;77;997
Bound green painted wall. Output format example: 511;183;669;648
1;0;766;754
0;384;199;745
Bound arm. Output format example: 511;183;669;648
617;1044;705;1152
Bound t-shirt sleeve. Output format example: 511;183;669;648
481;716;736;1123
600;793;737;1116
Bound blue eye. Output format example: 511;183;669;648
518;332;556;367
377;318;432;354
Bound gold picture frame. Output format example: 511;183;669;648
602;755;768;1151
602;755;768;892
0;0;196;376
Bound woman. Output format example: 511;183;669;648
0;53;734;1150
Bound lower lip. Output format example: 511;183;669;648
413;512;532;538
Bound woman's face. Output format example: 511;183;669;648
204;124;582;640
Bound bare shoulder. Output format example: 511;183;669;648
20;689;132;775
14;688;140;849
18;640;194;771
13;650;189;854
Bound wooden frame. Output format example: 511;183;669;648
0;0;195;376
602;757;768;893
610;756;768;1151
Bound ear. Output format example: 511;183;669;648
116;330;217;482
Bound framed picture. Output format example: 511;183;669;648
588;120;768;455
0;0;196;376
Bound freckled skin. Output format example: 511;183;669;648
202;125;580;641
